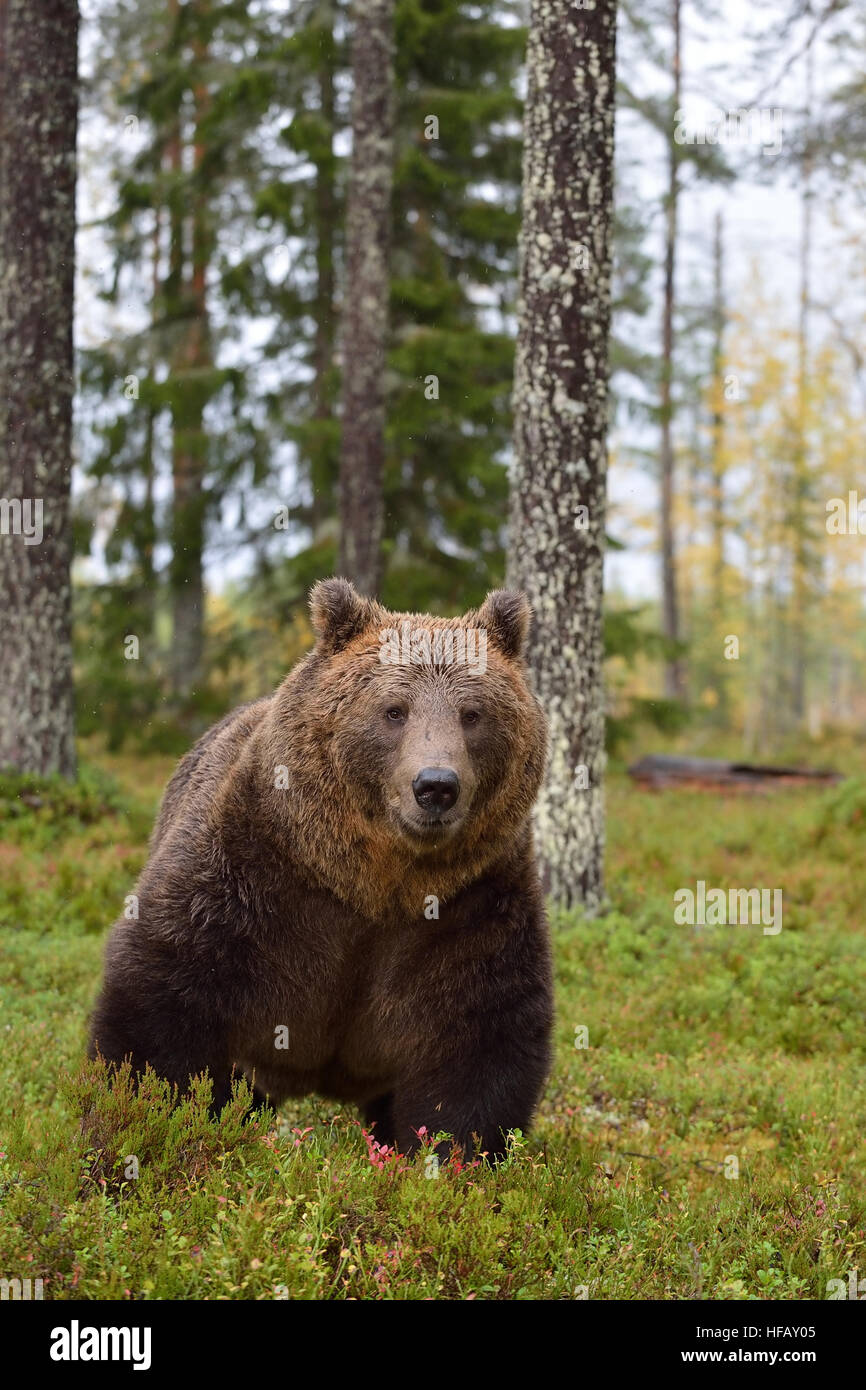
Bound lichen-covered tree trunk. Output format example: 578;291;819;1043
0;0;79;778
508;0;617;913
337;0;394;598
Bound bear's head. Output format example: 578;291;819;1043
269;578;547;911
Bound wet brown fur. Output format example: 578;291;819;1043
88;580;553;1158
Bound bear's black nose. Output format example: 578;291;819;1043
412;767;460;814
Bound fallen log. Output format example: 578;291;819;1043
627;754;842;790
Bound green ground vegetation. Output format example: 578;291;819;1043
0;742;864;1300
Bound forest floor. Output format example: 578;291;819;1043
1;738;864;1300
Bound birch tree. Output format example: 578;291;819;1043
337;0;395;597
0;0;79;778
508;0;618;912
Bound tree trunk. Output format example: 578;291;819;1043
310;0;337;538
508;0;618;914
0;0;78;779
337;0;394;598
709;209;728;717
660;0;684;700
169;21;212;699
710;210;725;609
791;39;814;725
140;209;161;636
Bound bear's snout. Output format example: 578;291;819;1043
412;766;460;814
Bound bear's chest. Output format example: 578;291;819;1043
235;908;439;1089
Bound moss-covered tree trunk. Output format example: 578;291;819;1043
508;0;617;913
337;0;394;598
0;0;78;778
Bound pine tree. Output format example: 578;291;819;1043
167;0;214;695
0;0;79;778
79;0;527;723
337;0;395;596
618;0;732;702
268;0;527;612
78;0;272;723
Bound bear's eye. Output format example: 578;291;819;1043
461;709;481;727
385;707;406;723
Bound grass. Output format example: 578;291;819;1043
1;742;864;1300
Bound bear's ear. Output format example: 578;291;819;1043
309;577;377;651
477;589;531;660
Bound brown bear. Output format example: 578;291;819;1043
88;579;553;1159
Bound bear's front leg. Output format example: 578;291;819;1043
390;977;552;1162
362;1091;396;1147
88;971;240;1118
391;1039;549;1162
388;887;553;1161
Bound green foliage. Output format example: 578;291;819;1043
267;0;526;606
605;604;691;751
607;696;690;755
77;1;527;677
75;0;669;744
0;764;125;835
73;583;168;751
0;761;149;937
813;777;866;837
73;1062;268;1197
